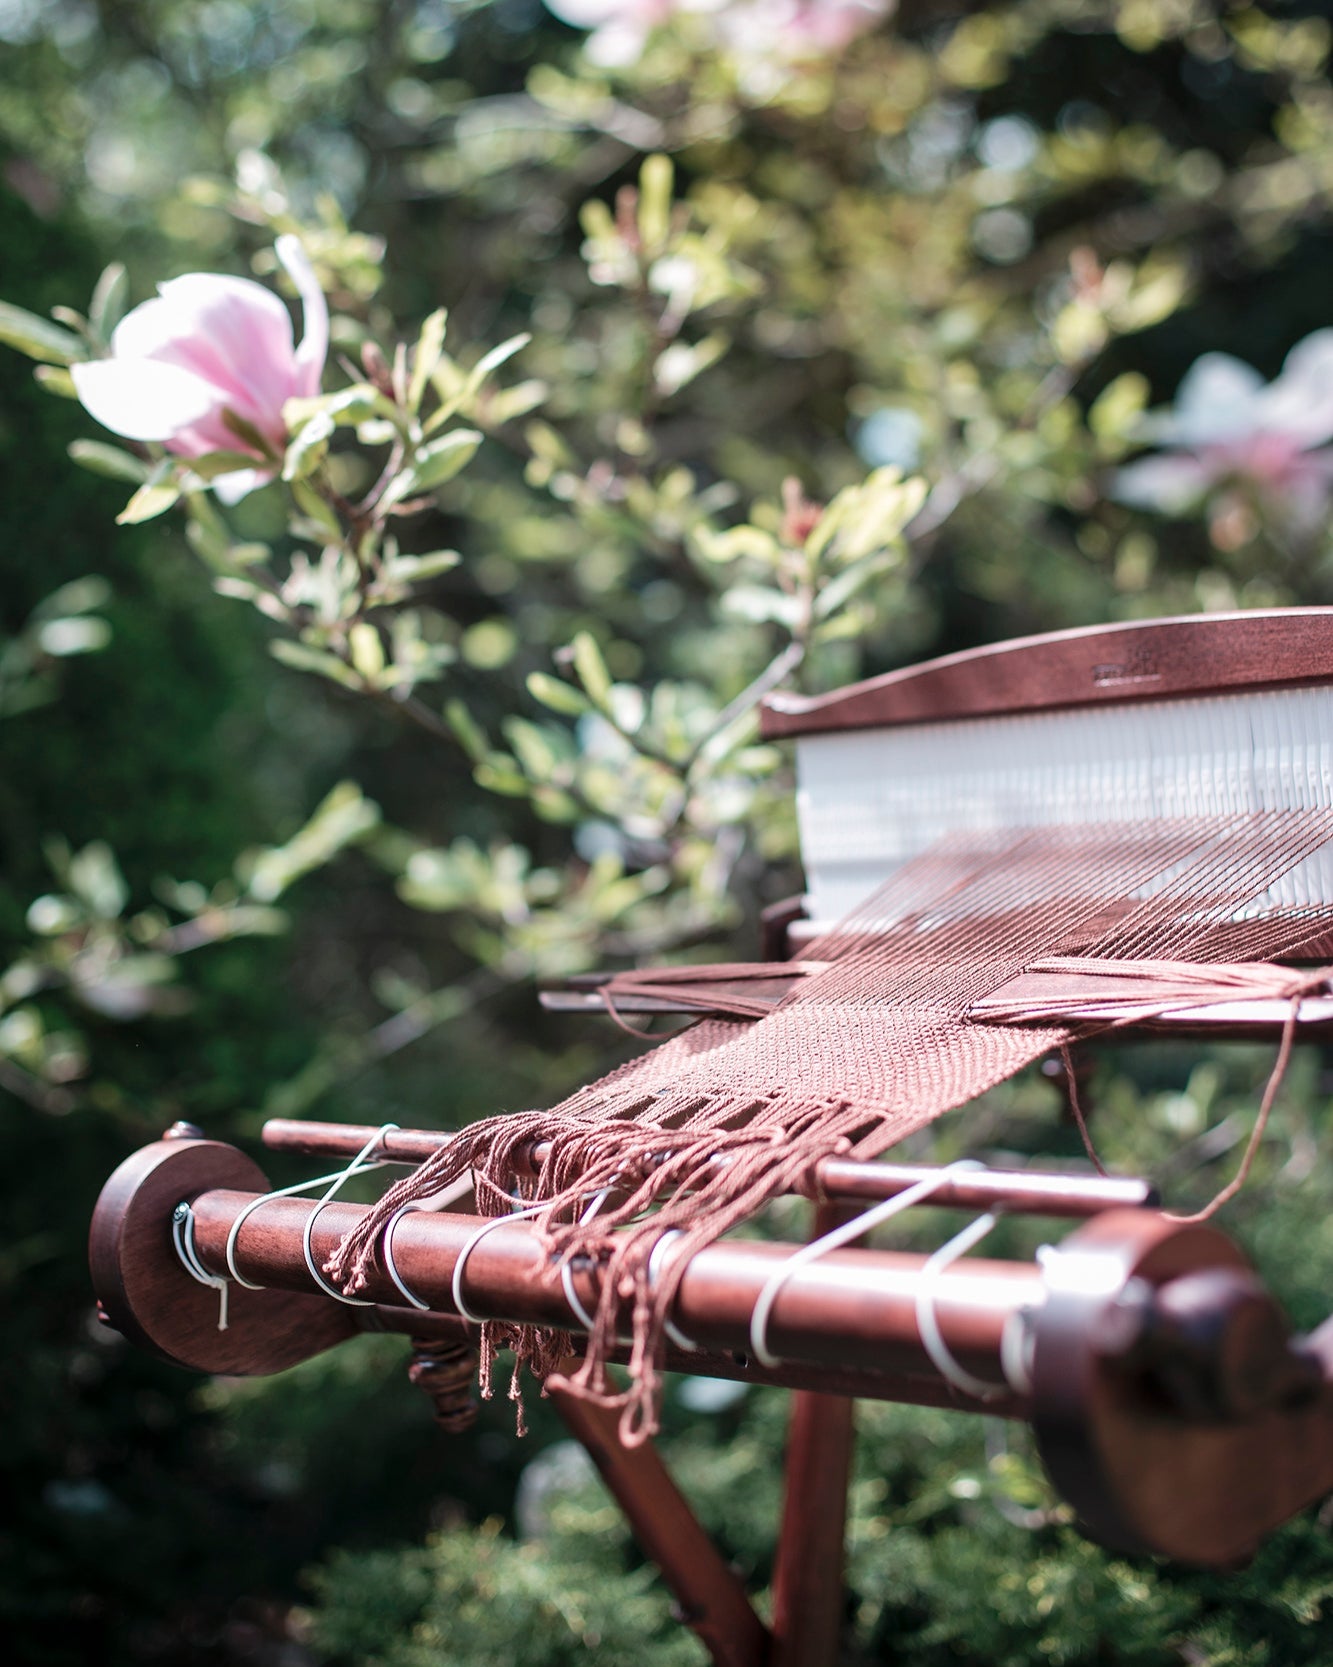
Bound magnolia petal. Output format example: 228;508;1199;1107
543;0;626;23
1111;451;1215;514
275;234;329;400
71;357;220;442
1152;353;1268;448
120;274;296;431
1263;330;1333;450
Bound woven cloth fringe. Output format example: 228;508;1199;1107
325;809;1333;1443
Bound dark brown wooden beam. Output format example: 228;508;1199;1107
549;1380;770;1667
260;1121;1156;1218
758;608;1333;738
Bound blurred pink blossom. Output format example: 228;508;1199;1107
1113;331;1333;531
720;0;892;58
544;0;889;67
71;236;328;503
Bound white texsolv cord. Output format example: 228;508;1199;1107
300;1124;402;1305
214;1124;399;1308
647;1229;703;1353
748;1160;985;1370
451;1202;547;1326
913;1211;1012;1402
172;1201;231;1332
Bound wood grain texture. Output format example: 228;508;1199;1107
759;608;1333;738
89;1136;358;1375
769;1203;859;1667
549;1379;770;1667
1031;1210;1333;1565
191;1185;1044;1384
259;1123;1155;1218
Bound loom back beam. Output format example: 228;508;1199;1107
95;1128;1333;1573
259;1118;1158;1216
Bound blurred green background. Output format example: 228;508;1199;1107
5;1;1333;1662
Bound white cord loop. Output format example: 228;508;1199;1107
220;1124;400;1306
560;1185;614;1333
748;1160;984;1369
172;1201;230;1331
647;1229;703;1353
302;1125;401;1305
913;1210;1011;1401
381;1203;431;1310
451;1202;547;1326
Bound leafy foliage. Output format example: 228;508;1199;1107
3;0;1333;1664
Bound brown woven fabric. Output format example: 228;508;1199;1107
327;810;1333;1441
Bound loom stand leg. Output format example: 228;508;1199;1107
548;1380;770;1667
769;1203;858;1667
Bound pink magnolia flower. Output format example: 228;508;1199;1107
544;0;723;66
71;236;328;503
1113;331;1333;532
544;0;888;68
719;0;891;60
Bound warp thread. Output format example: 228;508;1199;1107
325;809;1333;1444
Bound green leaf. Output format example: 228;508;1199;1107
445;698;488;763
348;621;386;682
484;378;547;425
269;638;361;689
282;410;335;481
288;477;343;539
382;549;460;585
721;584;804;627
808;468;927;565
694;524;781;565
212;577;289;622
1090;372;1151;442
531;785;579;823
33;576;111;619
116;465;182;525
503;717;560;780
284;384;395;429
0;302;86;365
382;429;482;507
638;154;674;256
37;618;111;657
242;781;381;903
67;439;149;483
466;333;531;391
527;671;592;717
411;428;483;490
570;631;613;709
654;332;729;398
813;551;899;619
184;449;266;482
408;308;448;412
474;756;528;797
34;364;78;398
89;263;129;342
67;840;128;918
461;618;516;669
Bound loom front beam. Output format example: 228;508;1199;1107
93;1122;1333;1663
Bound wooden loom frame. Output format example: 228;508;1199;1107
90;610;1333;1667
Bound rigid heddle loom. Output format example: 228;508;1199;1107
92;609;1333;1667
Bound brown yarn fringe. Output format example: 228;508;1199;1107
325;810;1333;1444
